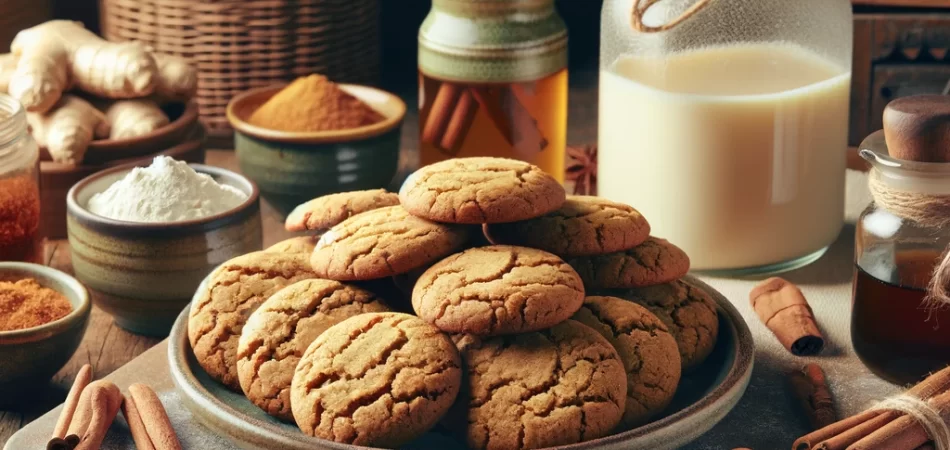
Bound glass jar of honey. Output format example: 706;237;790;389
0;93;42;264
418;0;568;181
852;95;950;385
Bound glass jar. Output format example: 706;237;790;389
852;129;950;385
599;0;853;274
418;0;568;181
0;94;42;264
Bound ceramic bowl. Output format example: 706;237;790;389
0;262;91;403
66;163;263;337
168;275;754;450
226;83;405;214
84;102;200;164
41;124;206;240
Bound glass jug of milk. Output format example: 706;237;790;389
599;0;853;274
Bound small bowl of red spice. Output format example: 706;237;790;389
227;74;405;214
0;262;91;402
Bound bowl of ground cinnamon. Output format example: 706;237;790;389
0;262;91;402
227;74;405;214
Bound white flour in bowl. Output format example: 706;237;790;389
87;156;248;223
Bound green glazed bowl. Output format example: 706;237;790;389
0;263;91;405
66;163;263;337
227;83;405;215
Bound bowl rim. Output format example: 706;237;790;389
226;83;407;144
86;101;200;152
66;162;260;233
0;262;91;338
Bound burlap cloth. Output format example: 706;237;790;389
5;170;906;450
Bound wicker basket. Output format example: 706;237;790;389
99;0;380;141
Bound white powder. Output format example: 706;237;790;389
87;156;248;223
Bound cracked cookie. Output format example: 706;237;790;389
266;236;319;254
413;246;585;336
285;189;400;232
610;280;719;371
290;312;461;447
311;205;470;281
399;157;566;224
236;279;392;421
188;251;317;390
572;296;681;428
567;237;690;289
450;320;627;450
484;196;651;258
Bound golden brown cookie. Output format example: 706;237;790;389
285;189;400;232
399;157;566;224
265;236;319;254
572;296;681;428
611;280;719;371
188;252;317;390
413;246;585;336
310;205;470;281
567;237;690;289
451;320;627;450
484;196;651;257
236;279;391;420
290;312;461;447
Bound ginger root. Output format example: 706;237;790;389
11;21;158;113
102;99;169;139
28;95;109;165
153;53;197;102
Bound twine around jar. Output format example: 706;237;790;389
631;0;713;32
868;169;950;311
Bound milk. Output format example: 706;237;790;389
598;43;851;271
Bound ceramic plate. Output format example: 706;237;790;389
168;276;754;450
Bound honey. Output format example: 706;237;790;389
852;250;950;385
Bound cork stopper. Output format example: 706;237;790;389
883;95;950;163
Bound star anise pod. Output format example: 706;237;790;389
566;144;597;195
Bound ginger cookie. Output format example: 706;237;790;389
285;189;400;232
451;320;627;450
572;296;681;428
612;280;719;371
399;157;566;224
310;205;469;281
567;237;690;289
290;312;461;447
484;196;651;257
236;279;391;421
188;252;317;390
265;236;319;254
413;246;585;336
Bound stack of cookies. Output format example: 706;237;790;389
186;157;720;450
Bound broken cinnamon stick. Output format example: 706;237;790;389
123;383;182;450
52;364;93;440
789;364;837;431
750;278;824;356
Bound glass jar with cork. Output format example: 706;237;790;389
0;93;42;264
853;95;950;385
418;0;568;181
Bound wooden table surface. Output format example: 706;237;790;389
0;70;870;446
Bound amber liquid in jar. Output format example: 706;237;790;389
418;69;568;181
852;249;950;384
0;174;42;264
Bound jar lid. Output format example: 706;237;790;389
883;95;950;163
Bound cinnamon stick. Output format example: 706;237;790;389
439;88;479;155
422;83;463;146
71;380;123;450
750;278;824;356
849;390;950;450
52;364;93;439
814;411;900;450
471;87;515;146
503;84;548;152
789;364;837;431
124;383;182;450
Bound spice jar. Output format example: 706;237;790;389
599;0;853;274
852;95;950;385
418;0;568;181
0;94;41;264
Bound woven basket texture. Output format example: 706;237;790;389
99;0;381;136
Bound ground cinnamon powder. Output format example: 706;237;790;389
0;174;41;263
248;74;385;132
0;278;72;331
